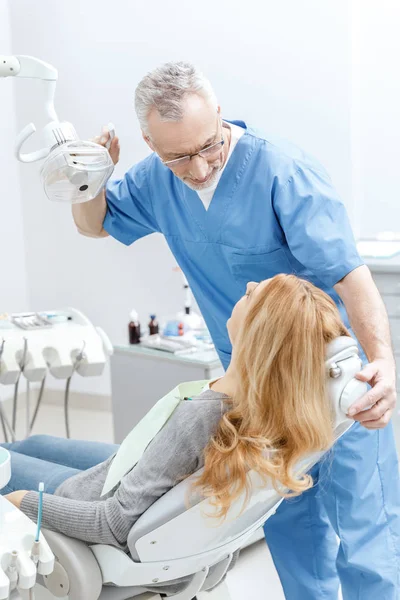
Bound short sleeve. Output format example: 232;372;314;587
103;158;160;246
273;166;364;288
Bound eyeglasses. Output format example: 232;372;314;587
162;124;225;168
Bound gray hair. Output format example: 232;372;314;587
134;61;218;135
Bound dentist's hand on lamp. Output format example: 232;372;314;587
5;490;29;509
347;358;397;429
94;126;120;165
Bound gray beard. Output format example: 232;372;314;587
181;165;222;191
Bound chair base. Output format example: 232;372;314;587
18;581;231;600
10;587;163;600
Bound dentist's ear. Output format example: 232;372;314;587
142;131;155;151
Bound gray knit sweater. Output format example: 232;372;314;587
21;389;228;549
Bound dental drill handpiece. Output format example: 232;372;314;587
6;550;18;591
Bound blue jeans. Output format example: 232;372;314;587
0;435;119;495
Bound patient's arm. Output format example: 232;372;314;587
4;490;28;508
19;399;223;548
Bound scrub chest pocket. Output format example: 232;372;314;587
230;248;295;294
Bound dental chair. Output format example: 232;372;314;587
3;337;367;600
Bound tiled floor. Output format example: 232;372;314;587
2;403;400;600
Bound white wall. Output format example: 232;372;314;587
7;0;353;396
353;0;400;237
0;0;28;313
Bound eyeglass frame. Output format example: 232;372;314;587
161;118;225;168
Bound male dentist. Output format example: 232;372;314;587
73;62;400;599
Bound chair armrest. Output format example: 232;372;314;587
41;529;103;600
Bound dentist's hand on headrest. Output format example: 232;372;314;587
93;126;120;165
347;358;396;429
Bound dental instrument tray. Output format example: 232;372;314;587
140;335;194;353
10;312;53;330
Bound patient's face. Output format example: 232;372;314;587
227;280;269;344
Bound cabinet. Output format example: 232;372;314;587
110;345;224;443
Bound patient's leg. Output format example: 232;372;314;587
1;435;118;470
0;450;80;494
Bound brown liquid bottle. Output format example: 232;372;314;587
148;314;159;336
128;309;141;344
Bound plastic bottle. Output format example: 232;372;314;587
128;309;141;344
148;314;159;336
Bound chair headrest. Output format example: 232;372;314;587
325;335;358;360
325;335;368;423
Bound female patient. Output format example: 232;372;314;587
1;274;350;549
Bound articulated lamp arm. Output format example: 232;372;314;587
0;55;59;162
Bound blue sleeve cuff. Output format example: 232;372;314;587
316;253;365;289
103;159;159;246
103;206;136;246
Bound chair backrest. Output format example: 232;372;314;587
128;336;367;563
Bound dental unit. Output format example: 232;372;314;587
0;309;113;441
0;309;112;597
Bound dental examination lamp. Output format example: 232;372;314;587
0;55;115;203
0;308;113;442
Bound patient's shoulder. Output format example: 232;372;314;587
139;395;226;475
169;394;226;446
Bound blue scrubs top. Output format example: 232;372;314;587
104;120;363;369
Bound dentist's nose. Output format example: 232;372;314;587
189;155;209;181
